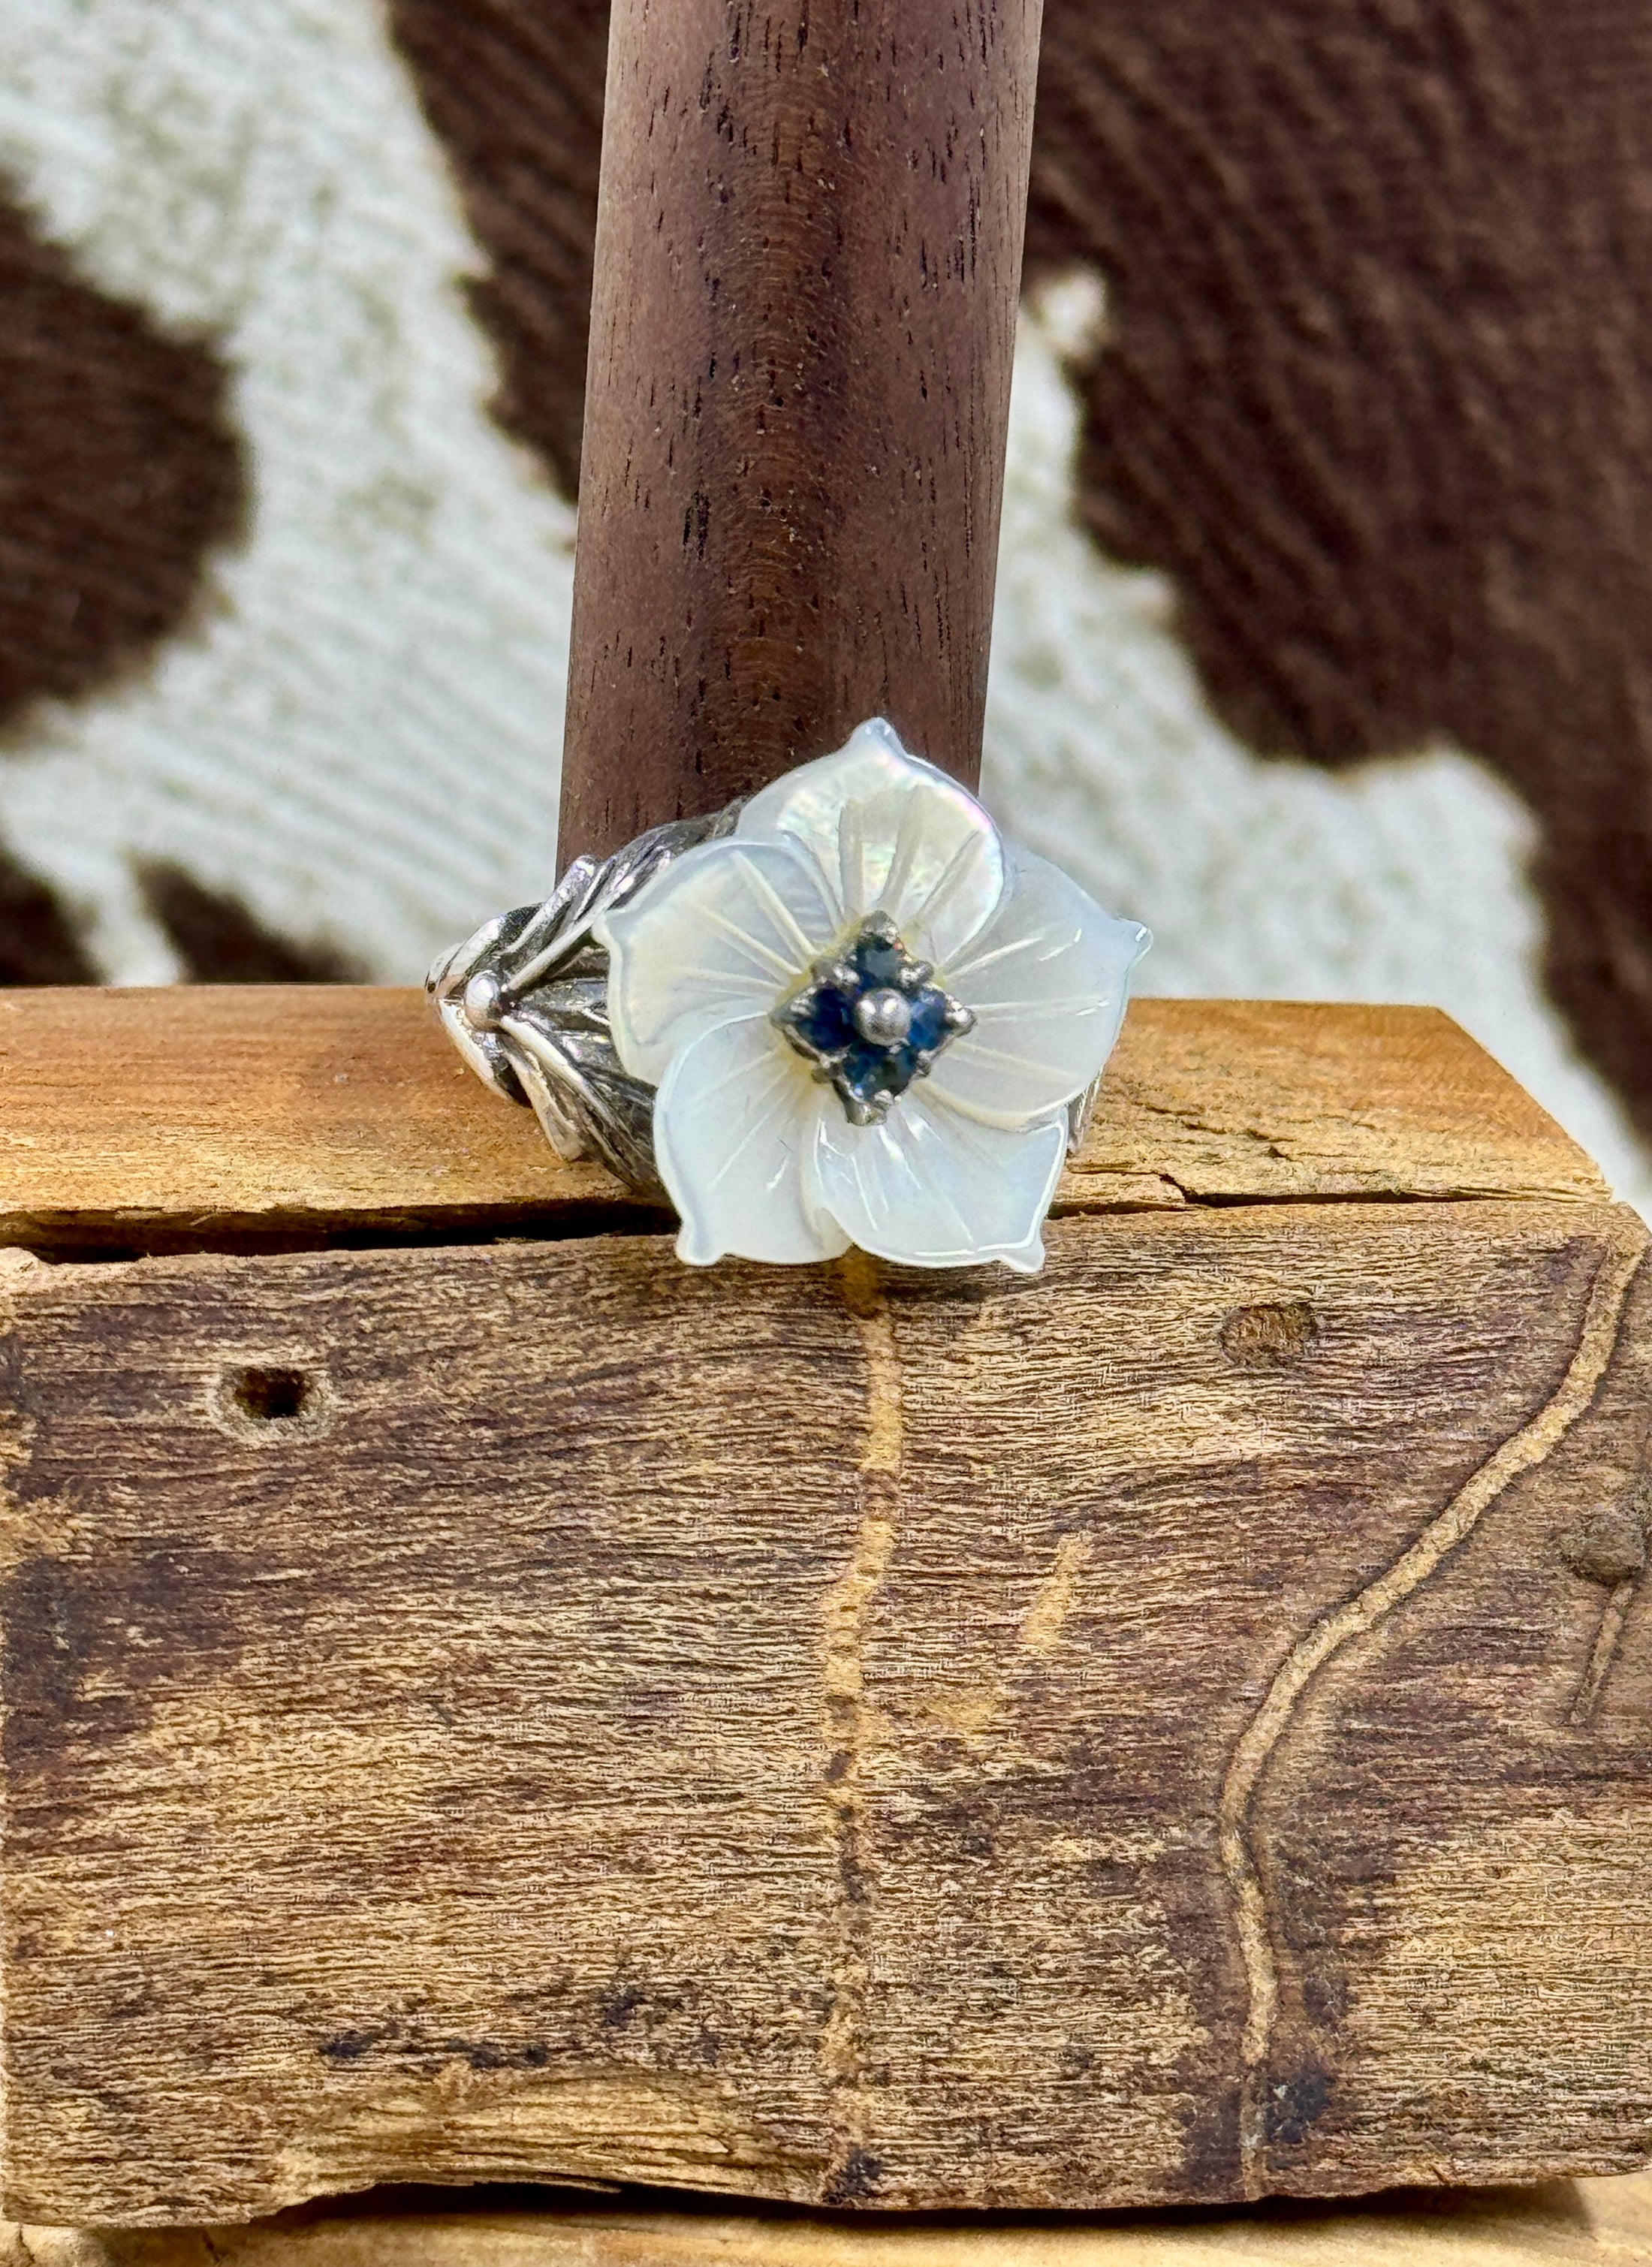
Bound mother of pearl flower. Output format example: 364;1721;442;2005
595;719;1150;1271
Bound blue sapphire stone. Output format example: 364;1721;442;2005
773;912;972;1125
905;988;952;1053
851;931;909;990
787;985;858;1056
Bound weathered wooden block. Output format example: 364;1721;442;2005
10;2168;1652;2267
1;989;1647;2226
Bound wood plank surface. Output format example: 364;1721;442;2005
12;2171;1652;2265
560;0;1042;861
5;1202;1648;2224
0;990;1605;1254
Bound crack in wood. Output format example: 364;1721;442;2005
1216;1226;1644;2196
1571;1573;1642;1724
817;1253;903;2203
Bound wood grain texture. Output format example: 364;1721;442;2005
4;1201;1649;2224
0;990;1605;1255
559;0;1042;861
11;2172;1652;2265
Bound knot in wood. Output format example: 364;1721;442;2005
1219;1298;1319;1368
1557;1503;1648;1587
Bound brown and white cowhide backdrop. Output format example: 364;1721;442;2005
1;0;1650;1204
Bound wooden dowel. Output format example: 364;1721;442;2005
559;0;1044;864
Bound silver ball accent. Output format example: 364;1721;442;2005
853;986;914;1047
463;971;505;1030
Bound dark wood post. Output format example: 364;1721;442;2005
559;0;1045;864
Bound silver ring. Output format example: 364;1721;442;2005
430;719;1149;1272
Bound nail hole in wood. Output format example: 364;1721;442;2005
211;1360;333;1441
1220;1299;1319;1368
232;1366;310;1423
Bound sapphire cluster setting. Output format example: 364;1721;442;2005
772;912;975;1126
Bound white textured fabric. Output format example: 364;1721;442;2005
0;0;572;984
986;275;1652;1214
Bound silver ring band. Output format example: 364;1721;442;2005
427;801;743;1197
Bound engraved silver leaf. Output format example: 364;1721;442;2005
427;806;741;1196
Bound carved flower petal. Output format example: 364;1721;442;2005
927;848;1150;1129
598;838;839;1086
653;1015;848;1267
737;717;1005;967
813;1093;1066;1274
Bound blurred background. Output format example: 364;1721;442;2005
1;0;1650;1201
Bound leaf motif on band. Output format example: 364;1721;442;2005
426;803;742;1193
